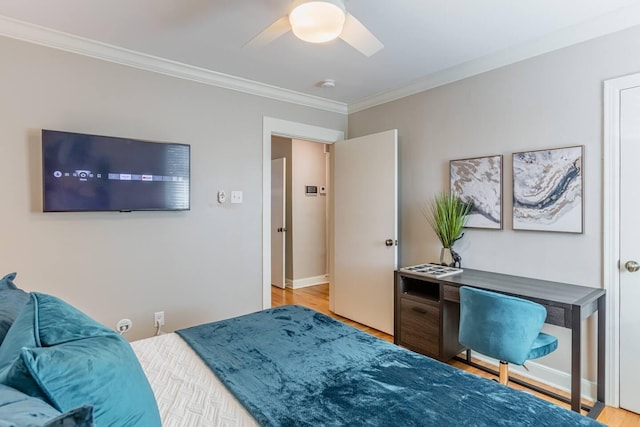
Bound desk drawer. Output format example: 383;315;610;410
399;298;439;356
443;285;460;302
544;305;568;328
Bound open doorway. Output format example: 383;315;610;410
262;118;398;337
271;136;330;290
261;117;344;309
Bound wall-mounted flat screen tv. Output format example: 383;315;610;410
42;130;190;212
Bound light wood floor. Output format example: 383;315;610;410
272;283;640;427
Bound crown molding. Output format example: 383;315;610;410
0;15;348;115
349;4;640;114
3;7;640;118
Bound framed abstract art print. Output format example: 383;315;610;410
450;155;503;229
512;146;583;233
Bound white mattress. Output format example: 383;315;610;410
131;333;258;427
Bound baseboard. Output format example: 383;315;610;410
471;352;596;402
285;275;328;289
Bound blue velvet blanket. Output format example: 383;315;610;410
177;305;602;427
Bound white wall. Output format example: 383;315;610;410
0;35;346;340
348;25;640;392
291;139;327;284
271;137;328;286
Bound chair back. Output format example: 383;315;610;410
458;286;547;365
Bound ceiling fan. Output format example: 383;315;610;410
245;0;383;57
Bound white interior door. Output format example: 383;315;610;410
271;158;286;289
332;129;398;335
619;84;640;413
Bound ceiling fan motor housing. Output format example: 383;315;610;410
289;0;347;43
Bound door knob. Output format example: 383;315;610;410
625;260;640;272
385;239;393;247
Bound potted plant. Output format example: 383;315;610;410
424;192;471;267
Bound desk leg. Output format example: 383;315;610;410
583;295;607;419
597;295;606;403
571;307;581;413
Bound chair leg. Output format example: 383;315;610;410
499;361;509;385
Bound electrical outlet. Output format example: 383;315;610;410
231;191;243;204
116;318;132;334
154;311;165;327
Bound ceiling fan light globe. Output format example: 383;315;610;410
289;0;346;43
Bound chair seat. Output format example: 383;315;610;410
527;332;558;361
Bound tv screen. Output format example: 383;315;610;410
42;130;190;212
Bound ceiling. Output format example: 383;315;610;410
0;0;639;112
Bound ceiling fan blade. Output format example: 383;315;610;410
244;15;292;49
339;13;383;57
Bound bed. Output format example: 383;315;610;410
0;273;603;426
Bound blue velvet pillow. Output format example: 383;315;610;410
0;293;114;373
0;293;37;374
0;272;29;346
0;293;161;427
0;272;19;289
3;336;159;426
44;406;94;427
0;383;61;425
0;384;94;427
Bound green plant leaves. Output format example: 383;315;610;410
424;193;471;248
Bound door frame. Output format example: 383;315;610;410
262;117;345;309
603;72;640;407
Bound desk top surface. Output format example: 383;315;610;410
397;267;605;307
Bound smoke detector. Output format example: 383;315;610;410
319;79;336;88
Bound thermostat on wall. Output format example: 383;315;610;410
305;185;318;195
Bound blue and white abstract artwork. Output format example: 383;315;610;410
450;155;502;229
512;146;583;233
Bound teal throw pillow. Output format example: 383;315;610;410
3;336;159;426
0;292;114;373
0;272;29;346
44;406;94;427
0;384;94;427
0;293;161;427
0;272;19;290
0;293;37;374
0;383;61;425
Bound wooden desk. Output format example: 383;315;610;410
394;268;605;417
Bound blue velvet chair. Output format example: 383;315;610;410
458;286;558;385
